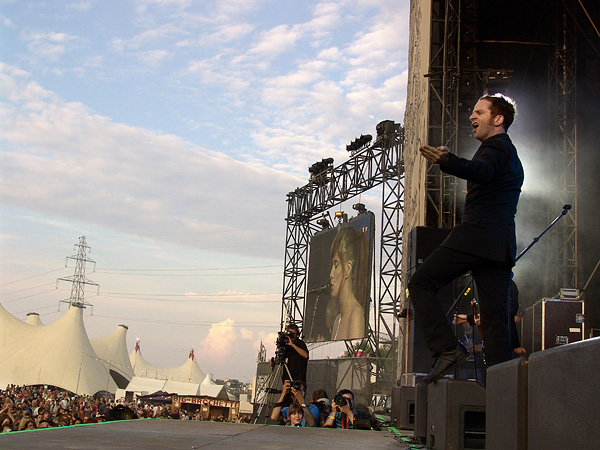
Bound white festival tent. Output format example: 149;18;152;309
117;344;226;400
90;324;136;390
0;303;121;395
1;303;215;398
25;312;43;326
129;343;205;384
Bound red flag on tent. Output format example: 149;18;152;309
189;347;195;360
135;341;140;352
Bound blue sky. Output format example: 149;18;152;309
0;0;409;381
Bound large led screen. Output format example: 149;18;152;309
303;213;375;343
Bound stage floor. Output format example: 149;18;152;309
0;419;402;449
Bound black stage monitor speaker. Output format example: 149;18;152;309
527;337;600;450
427;379;486;450
486;357;528;450
392;386;415;430
414;383;429;442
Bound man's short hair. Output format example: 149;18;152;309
480;93;517;131
287;323;299;334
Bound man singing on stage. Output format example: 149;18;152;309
408;93;524;384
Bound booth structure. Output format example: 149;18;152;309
172;395;240;421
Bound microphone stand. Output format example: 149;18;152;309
515;204;572;263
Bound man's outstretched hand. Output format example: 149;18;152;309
419;145;450;166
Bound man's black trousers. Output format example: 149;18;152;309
407;246;513;367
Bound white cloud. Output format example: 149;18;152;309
21;30;79;60
247;24;300;58
0;64;297;260
136;49;172;67
67;1;93;12
199;318;236;362
240;328;253;340
2;15;16;27
0;1;411;380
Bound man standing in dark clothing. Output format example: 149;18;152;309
282;323;309;383
408;93;523;384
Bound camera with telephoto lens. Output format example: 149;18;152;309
334;395;347;406
313;401;327;412
290;381;302;391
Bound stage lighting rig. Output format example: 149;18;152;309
483;69;513;94
317;218;331;230
334;211;347;224
352;203;367;215
346;134;372;154
308;158;334;181
376;120;396;141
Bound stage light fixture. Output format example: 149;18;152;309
317;218;331;230
346;134;373;153
308;157;334;180
334;211;347;223
376;120;395;140
353;203;367;215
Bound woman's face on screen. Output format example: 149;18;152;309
330;252;350;298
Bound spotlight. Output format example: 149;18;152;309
308;158;334;179
346;134;373;153
317;218;331;230
376;120;395;140
334;211;347;223
352;203;367;215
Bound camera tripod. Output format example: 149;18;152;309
251;360;294;424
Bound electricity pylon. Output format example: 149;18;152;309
57;236;99;310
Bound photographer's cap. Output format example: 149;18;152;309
317;397;331;406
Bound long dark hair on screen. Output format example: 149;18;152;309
330;225;370;312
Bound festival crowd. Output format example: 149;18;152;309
0;384;249;433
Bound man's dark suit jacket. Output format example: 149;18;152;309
439;133;524;264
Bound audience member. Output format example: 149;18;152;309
324;389;356;429
270;380;317;427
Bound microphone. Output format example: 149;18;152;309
308;281;331;295
563;204;572;210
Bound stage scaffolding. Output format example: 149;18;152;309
279;123;404;406
424;0;579;294
547;0;578;292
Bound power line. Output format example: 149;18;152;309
99;291;279;298
0;282;56;296
94;264;282;272
0;288;58;304
92;314;277;327
0;268;65;287
94;271;281;277
97;293;280;303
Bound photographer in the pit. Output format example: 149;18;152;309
270;380;318;427
309;389;332;427
324;389;356;429
272;323;309;383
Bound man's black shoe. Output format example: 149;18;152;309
423;342;471;384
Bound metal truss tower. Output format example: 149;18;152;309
547;0;578;292
280;123;404;401
57;236;99;309
425;0;479;229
